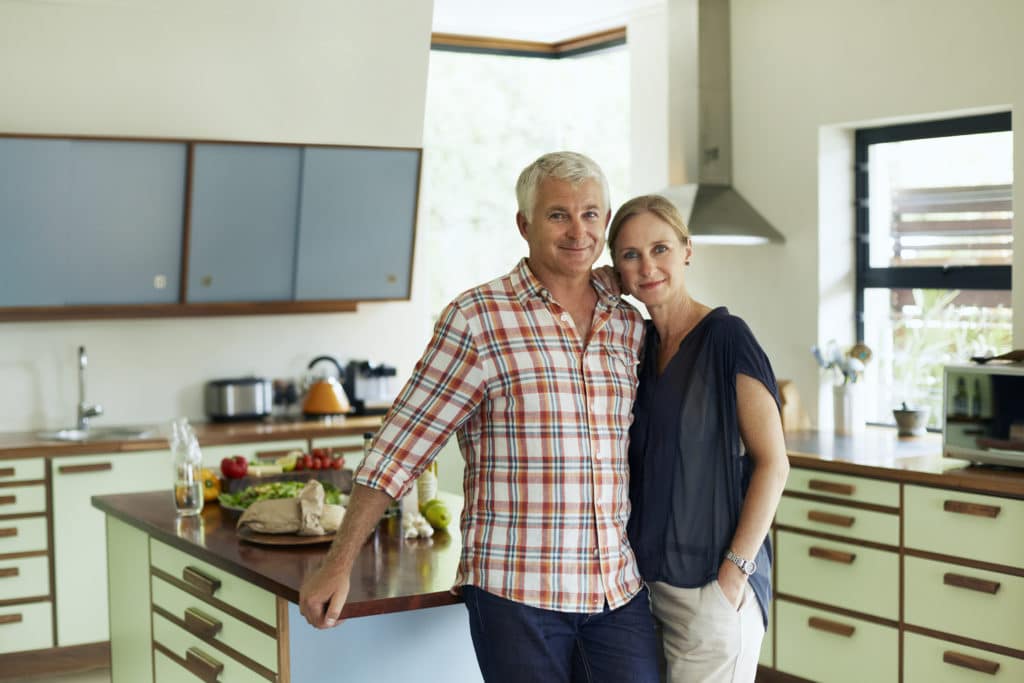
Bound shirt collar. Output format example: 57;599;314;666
510;258;621;309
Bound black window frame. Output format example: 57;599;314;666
854;112;1012;341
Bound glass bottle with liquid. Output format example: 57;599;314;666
170;418;204;517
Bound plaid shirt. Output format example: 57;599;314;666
356;259;645;612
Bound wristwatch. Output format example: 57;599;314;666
725;549;757;576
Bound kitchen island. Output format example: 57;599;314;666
92;490;481;683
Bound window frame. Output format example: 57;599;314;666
854;112;1012;341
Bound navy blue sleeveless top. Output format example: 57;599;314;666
626;307;778;627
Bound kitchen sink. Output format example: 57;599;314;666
36;426;154;442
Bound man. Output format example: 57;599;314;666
299;151;659;682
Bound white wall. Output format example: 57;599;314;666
637;0;1023;426
0;0;435;432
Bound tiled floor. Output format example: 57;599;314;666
11;669;110;683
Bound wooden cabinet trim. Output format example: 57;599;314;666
56;462;112;475
806;510;855;527
808;546;856;564
0;468;14;478
943;572;1001;594
807;479;856;496
807;616;855;637
0;612;24;625
943;499;1001;518
0;566;19;578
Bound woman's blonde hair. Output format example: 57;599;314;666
607;194;691;257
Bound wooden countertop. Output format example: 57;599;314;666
785;429;1024;498
93;490;464;617
0;416;383;459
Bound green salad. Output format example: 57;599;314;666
218;481;343;509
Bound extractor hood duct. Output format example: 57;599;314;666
661;0;784;245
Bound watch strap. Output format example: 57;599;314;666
725;549;756;575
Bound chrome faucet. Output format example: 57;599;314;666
76;346;103;430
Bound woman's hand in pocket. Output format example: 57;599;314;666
717;560;747;610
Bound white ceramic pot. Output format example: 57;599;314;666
833;383;866;436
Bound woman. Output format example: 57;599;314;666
606;195;789;682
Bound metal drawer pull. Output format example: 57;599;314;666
184;607;223;639
809;546;856;564
57;462;113;475
943;572;1000;594
807;616;855;637
185;646;224;683
0;495;15;506
0;613;24;625
807;510;855;527
943;500;1000;518
943;650;1000;675
0;528;17;538
0;468;14;478
0;567;19;578
807;479;855;496
182;566;221;597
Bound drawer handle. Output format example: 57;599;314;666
57;462;113;475
807;616;855;637
0;495;15;506
182;566;221;597
807;510;855;527
943;650;1000;675
184;607;223;639
0;567;19;578
809;546;856;564
808;479;855;496
185;646;224;683
0;468;14;478
943;500;1000;518
0;613;24;626
944;572;1000;595
0;528;17;538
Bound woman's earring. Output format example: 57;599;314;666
685;260;691;266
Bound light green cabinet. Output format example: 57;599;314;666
106;517;153;683
51;449;172;646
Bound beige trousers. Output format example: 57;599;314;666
649;580;764;683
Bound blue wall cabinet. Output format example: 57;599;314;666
295;147;419;301
0;138;185;306
187;144;302;302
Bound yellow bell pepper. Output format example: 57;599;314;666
200;468;222;502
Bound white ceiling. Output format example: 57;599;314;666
431;0;663;43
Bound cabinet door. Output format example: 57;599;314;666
187;144;301;302
295;147;420;300
0;138;184;307
62;140;185;304
0;138;72;306
51;450;172;646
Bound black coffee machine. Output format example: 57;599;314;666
343;360;400;415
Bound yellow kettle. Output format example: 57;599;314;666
302;356;351;418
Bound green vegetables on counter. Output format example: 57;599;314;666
218;480;344;509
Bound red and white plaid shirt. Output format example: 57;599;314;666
356;259;645;612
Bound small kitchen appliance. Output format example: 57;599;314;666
343;360;400;415
302;356;351;418
204;377;273;421
943;360;1024;468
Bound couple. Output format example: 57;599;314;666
299;152;789;683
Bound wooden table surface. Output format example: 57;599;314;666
93;489;465;617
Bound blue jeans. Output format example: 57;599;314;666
462;585;660;683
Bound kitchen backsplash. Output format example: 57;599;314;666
0;300;431;432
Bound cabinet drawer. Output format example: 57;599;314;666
0;517;48;554
905;631;1024;682
150;540;276;628
785;468;899;507
0;484;47;516
0;556;49;600
0;601;53;654
905;555;1023;652
151;572;277;672
153;612;269;683
776;496;899;546
905;485;1024;569
0;458;45;482
776;530;898;620
776;599;898;683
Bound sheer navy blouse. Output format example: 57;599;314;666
626;307;779;627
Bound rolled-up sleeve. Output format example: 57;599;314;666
355;301;486;500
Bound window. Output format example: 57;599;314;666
856;113;1013;427
420;46;630;318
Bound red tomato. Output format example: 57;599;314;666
331;458;343;470
302;454;314;470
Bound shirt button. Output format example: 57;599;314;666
560;313;571;323
593;548;600;558
595;452;602;460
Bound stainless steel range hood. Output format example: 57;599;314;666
661;0;784;244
